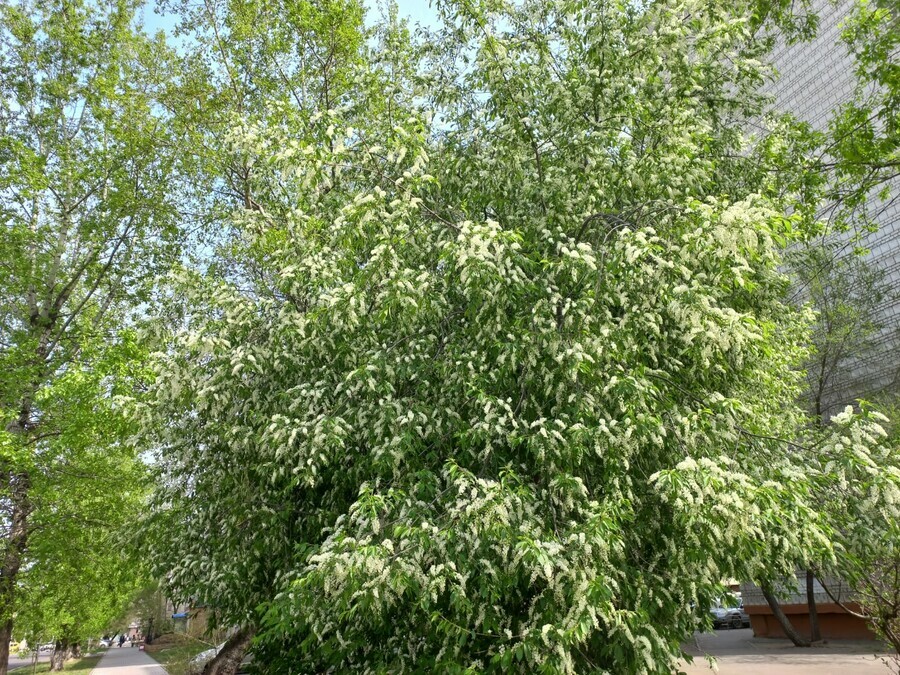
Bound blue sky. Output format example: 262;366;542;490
376;0;440;27
143;0;441;37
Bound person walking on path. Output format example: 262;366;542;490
90;641;169;675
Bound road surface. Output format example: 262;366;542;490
8;653;49;671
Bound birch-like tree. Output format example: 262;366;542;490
0;2;178;672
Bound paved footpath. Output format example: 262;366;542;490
89;646;169;675
680;628;892;674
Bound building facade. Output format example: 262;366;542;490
763;0;900;418
742;0;898;639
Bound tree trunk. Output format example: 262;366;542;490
0;619;14;675
0;473;32;675
806;569;822;642
761;582;811;647
202;626;255;675
50;639;68;671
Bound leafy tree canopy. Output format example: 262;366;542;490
0;1;180;670
134;0;900;673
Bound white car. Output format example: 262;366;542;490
710;602;750;629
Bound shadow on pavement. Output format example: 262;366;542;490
684;627;888;657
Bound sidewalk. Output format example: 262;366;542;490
90;646;168;675
680;628;892;674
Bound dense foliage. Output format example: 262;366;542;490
0;0;895;672
809;406;900;660
134;0;900;672
0;1;177;670
8;332;149;639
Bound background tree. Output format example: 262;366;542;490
809;405;900;668
121;580;173;644
0;1;180;672
777;239;897;643
16;510;145;670
761;0;899;640
10;338;148;671
793;241;897;423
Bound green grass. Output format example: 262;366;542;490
144;634;215;675
9;654;101;673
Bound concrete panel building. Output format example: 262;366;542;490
761;0;900;419
741;0;898;639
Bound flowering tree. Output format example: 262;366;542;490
808;406;900;666
136;0;898;672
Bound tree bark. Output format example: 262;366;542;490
806;569;822;642
202;626;255;675
761;582;811;647
0;619;13;675
0;472;32;675
50;639;68;671
0;328;47;675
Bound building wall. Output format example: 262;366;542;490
741;573;874;639
762;0;900;418
747;602;875;640
741;0;898;642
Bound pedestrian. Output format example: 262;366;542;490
118;633;126;648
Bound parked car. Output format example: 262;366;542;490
38;642;55;653
710;601;750;629
709;605;732;629
730;601;751;628
99;637;114;648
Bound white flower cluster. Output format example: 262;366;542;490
131;0;898;672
